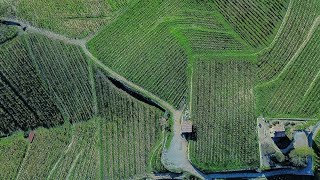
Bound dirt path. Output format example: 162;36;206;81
2;17;203;178
4;17;317;180
162;110;206;179
15;142;31;180
66;151;82;180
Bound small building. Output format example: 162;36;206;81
28;131;35;143
270;124;286;138
181;121;193;134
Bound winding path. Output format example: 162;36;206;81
2;18;319;180
2;17;204;179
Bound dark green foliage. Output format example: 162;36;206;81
0;35;64;135
95;69;165;178
26;34;94;123
0;24;18;44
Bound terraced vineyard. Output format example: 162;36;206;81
95;70;165;179
25;34;95;123
190;58;259;172
17;124;72;179
213;0;290;49
257;0;320;82
0;0;320;178
88;0;189;108
0;24;18;43
48;119;99;180
256;26;320;118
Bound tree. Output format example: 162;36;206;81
289;147;314;167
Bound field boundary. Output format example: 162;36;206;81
255;0;294;55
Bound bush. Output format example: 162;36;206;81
289;147;314;167
273;151;285;163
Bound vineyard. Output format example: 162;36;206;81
257;0;320;82
25;34;95;123
17;123;72;179
0;0;320;178
189;58;259;172
0;24;18;44
213;0;290;49
88;0;189;108
107;0;136;11
47;118;100;180
0;35;63;135
256;26;320;118
14;0;115;38
0;132;27;180
95;69;165;179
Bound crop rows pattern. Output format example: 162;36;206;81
213;0;290;49
48;119;99;180
0;36;63;135
190;59;259;172
26;34;94;123
16;0;113;38
256;26;320;118
0;25;18;44
0;133;28;180
95;70;163;179
88;0;188;108
257;0;320;82
18;124;72;179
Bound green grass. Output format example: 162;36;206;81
189;57;259;172
0;132;28;180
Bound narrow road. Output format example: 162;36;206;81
161;110;206;179
3;17;319;180
3;17;205;178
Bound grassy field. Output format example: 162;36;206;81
95;69;165;178
0;132;28;180
189;57;259;172
255;26;320;118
